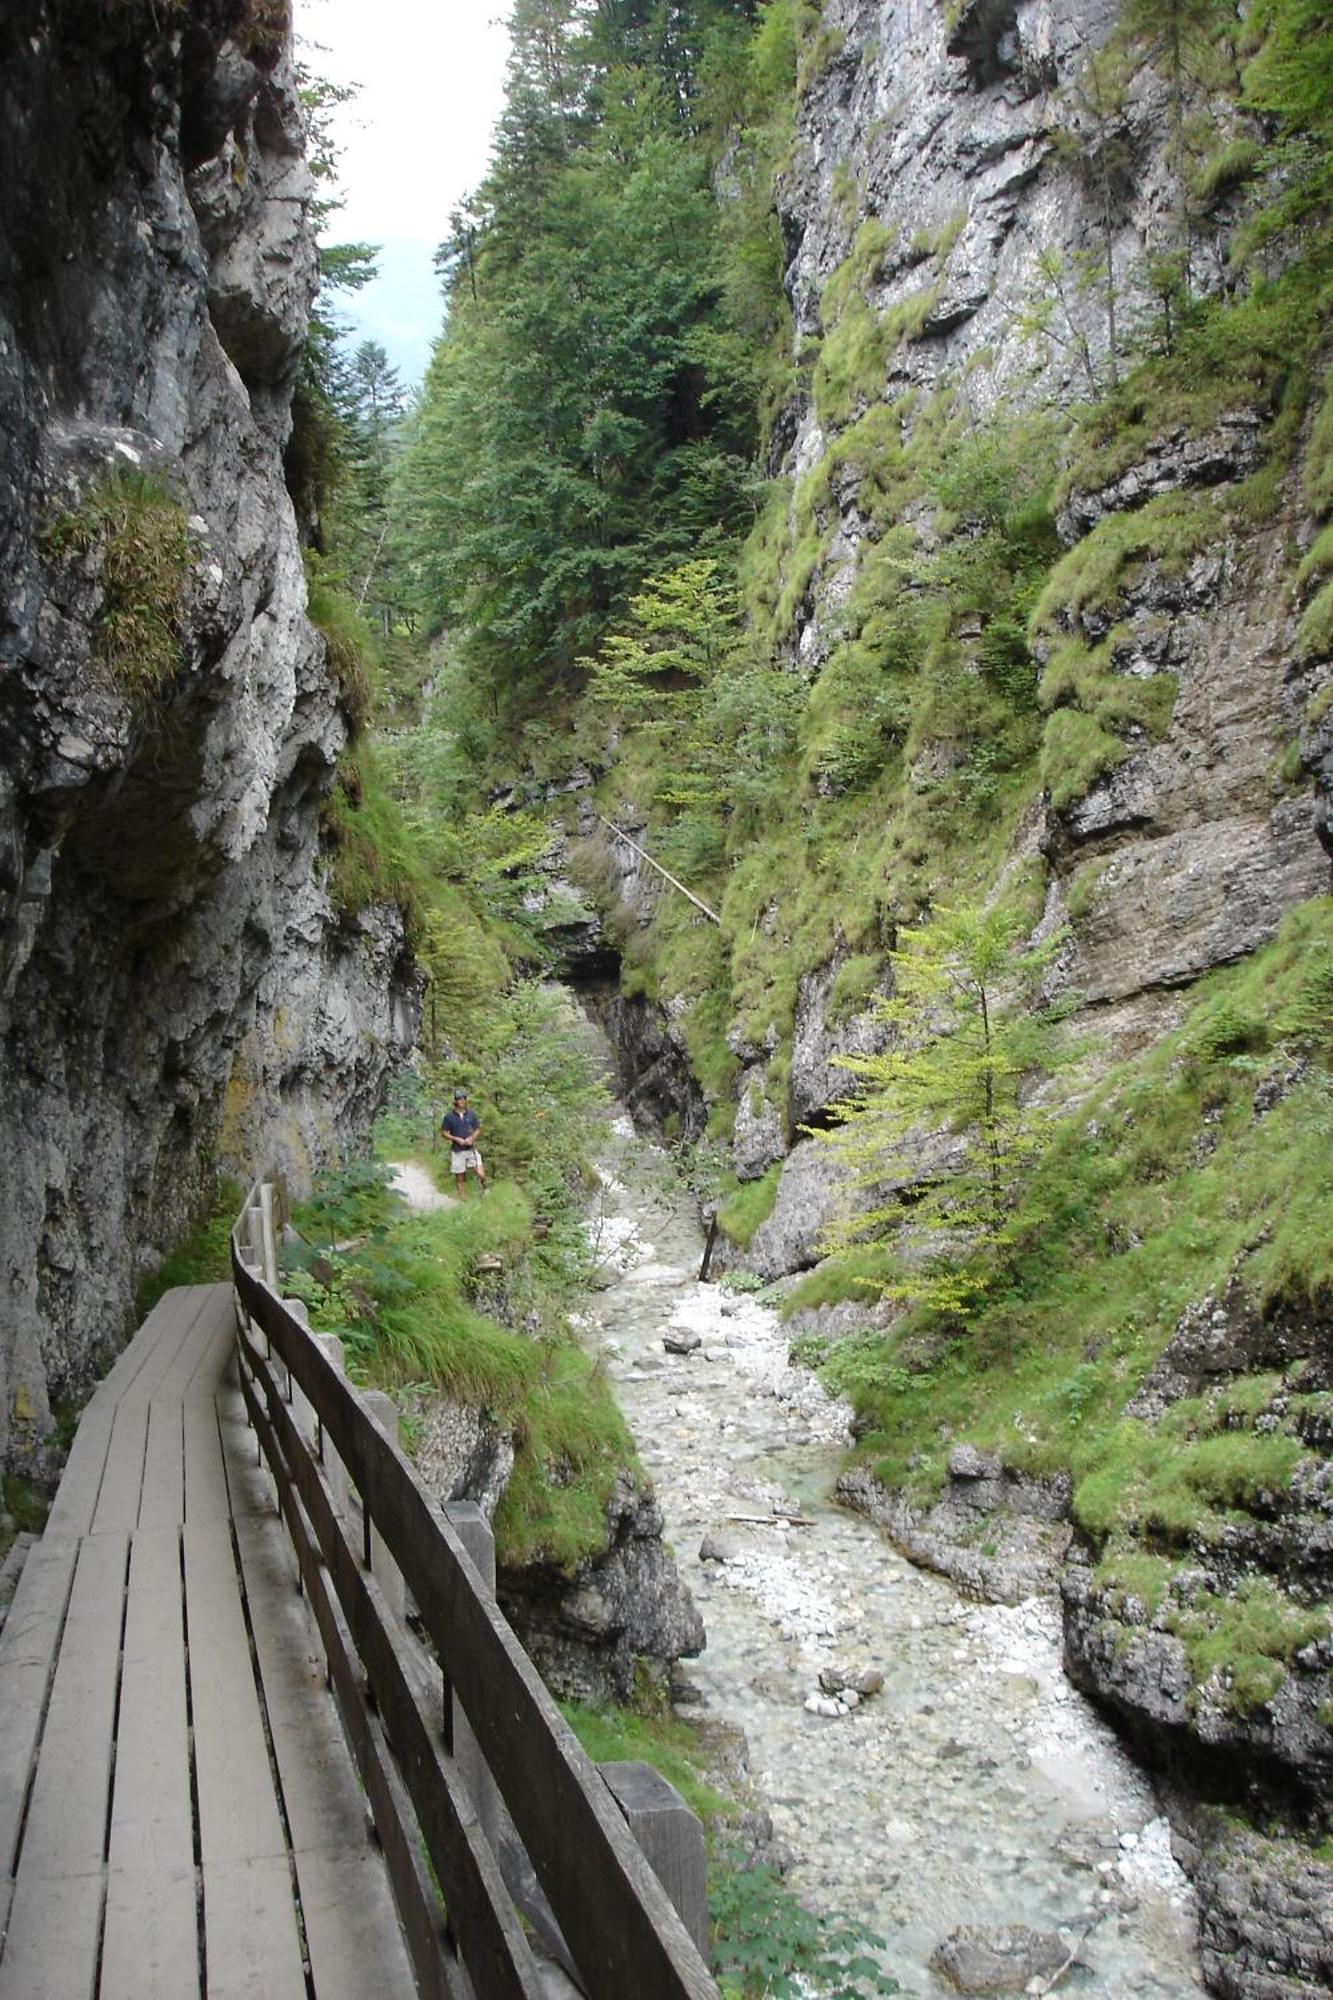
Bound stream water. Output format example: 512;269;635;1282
574;1106;1208;1998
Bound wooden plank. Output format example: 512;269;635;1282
91;1292;213;1536
182;1519;289;1865
233;1516;416;1999
215;1365;274;1524
198;1856;306;2000
101;1528;198;2000
240;1342;539;2000
42;1407;115;1539
235;1281;718;2000
102;1867;200;2000
183;1394;232;1524
16;1532;127;1883
182;1519;306;1997
175;1285;237;1405
602;1763;708;1958
138;1399;184;1528
0;1538;78;1878
40;1292;187;1541
0;1869;102;2000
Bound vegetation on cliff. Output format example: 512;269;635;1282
320;0;1332;1889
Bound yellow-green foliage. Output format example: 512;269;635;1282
42;469;191;704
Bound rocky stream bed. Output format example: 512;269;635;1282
575;1109;1208;1998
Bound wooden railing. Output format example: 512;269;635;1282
230;1184;717;2000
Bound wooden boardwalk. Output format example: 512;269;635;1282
0;1283;415;2000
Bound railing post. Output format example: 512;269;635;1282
311;1333;352;1526
361;1391;407;1627
600;1763;709;1960
259;1182;280;1290
443;1502;501;1850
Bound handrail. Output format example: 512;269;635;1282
230;1183;717;2000
595;815;721;924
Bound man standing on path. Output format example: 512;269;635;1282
441;1089;487;1197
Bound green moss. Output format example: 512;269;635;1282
826;952;883;1025
1175;1581;1330;1713
782;1243;898;1315
1296;523;1333;592
285;1184;636;1574
1298;579;1333;660
717;1161;782;1247
813;271;938;429
2;1476;50;1539
1040;707;1128;810
305;557;377;737
1190;136;1262;204
42;468;191;705
1304;372;1333;519
1031;493;1220;634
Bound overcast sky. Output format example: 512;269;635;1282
295;0;513;385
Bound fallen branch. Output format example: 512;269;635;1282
726;1512;815;1528
1031;1912;1106;1997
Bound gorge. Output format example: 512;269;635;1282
1;0;1331;1994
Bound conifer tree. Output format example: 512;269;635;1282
821;905;1070;1317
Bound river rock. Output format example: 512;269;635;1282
930;1923;1071;1993
664;1328;702;1355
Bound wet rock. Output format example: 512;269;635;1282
930;1923;1070;1993
699;1530;744;1564
949;1444;1002;1481
664;1328;702;1355
1061;1562;1333;1820
787;955;891;1131
1056;416;1265;543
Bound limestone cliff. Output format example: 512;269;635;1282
0;0;419;1478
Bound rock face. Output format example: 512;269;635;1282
708;0;1331;1270
496;1473;706;1706
0;1;419;1477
